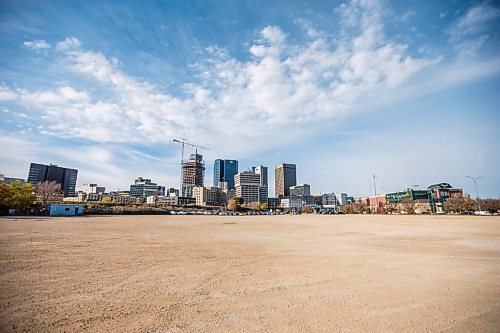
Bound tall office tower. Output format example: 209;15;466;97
255;165;268;186
181;153;205;197
213;159;238;190
27;163;78;197
275;163;296;198
255;165;268;202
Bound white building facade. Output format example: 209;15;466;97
80;183;105;194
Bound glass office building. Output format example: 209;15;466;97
213;159;238;190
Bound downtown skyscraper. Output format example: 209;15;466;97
213;159;238;190
255;165;268;202
275;163;296;198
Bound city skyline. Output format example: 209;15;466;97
1;0;499;198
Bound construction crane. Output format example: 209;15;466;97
172;138;209;196
172;138;209;162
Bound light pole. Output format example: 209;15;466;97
466;176;483;213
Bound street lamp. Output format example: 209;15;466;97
466;176;483;213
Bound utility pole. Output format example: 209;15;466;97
373;174;378;213
466;176;483;213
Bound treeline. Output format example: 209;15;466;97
0;181;36;215
0;180;66;215
2;181;499;216
443;196;500;214
84;202;208;215
337;197;500;215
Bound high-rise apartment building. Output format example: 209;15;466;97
213;159;238;190
275;163;296;198
182;153;205;197
27;163;78;197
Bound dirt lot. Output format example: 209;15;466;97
0;214;499;332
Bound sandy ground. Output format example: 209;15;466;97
0;214;499;332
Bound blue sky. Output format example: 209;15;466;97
1;0;499;198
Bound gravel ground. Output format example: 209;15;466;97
0;214;499;332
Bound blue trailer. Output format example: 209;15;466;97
47;204;84;216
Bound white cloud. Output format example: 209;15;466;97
447;2;500;59
0;86;17;101
448;2;500;43
0;132;40;179
21;86;90;105
456;3;500;34
400;10;416;22
23;40;51;50
4;0;499;160
260;26;286;44
56;36;81;50
0;130;176;190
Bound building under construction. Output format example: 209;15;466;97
181;153;205;197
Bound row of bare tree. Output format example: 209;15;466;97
35;181;63;207
336;197;500;215
444;196;500;214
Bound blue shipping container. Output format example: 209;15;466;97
48;204;84;216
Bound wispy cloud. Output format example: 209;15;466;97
447;2;500;60
0;85;17;101
4;0;500;159
448;2;500;42
1;0;499;195
56;36;81;50
23;40;51;50
455;2;500;34
400;10;416;22
0;130;175;189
